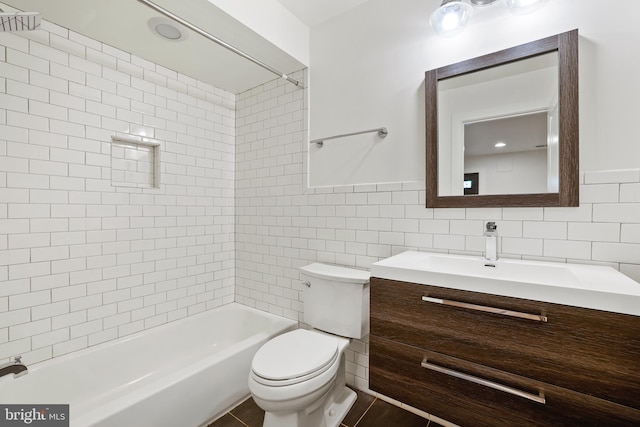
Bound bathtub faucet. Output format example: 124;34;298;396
0;356;28;379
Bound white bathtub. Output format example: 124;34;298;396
0;303;297;427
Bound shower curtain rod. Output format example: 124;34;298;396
135;0;302;88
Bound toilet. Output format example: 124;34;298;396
248;263;370;427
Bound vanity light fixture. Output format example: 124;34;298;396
430;0;548;37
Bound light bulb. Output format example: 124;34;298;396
430;1;473;37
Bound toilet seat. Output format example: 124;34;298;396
251;329;340;387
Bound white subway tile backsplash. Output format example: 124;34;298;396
621;224;640;243
503;207;544;221
580;183;619;203
593;203;640;223
523;221;568;239
568;223;620;242
585;169;640;184
433;234;465;250
593;242;640;264
543;239;592;260
544;205;593;222
620;183;640;202
499;237;543;256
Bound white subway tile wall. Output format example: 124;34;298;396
0;21;235;363
235;71;640;392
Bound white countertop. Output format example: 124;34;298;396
371;251;640;316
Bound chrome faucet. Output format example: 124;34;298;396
0;356;28;379
484;222;498;262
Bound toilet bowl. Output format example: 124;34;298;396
249;329;351;419
248;263;370;427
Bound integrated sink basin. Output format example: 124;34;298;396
371;251;640;316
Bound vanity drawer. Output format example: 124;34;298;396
370;335;640;427
370;277;640;410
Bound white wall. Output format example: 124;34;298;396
309;0;640;186
0;21;235;364
465;150;548;195
207;0;310;66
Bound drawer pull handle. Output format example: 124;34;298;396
421;296;548;322
421;358;546;404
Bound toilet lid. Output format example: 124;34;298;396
252;329;339;381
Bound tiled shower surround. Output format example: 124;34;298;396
2;18;640;399
0;21;236;364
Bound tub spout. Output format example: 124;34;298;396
0;356;28;379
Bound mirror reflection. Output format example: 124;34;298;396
437;52;559;197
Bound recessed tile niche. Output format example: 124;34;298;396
110;135;161;189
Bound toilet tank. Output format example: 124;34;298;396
300;263;370;339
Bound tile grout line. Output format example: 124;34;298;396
228;412;250;427
352;397;378;427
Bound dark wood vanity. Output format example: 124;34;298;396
369;277;640;426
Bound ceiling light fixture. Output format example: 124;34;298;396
495;142;507;148
429;1;473;38
430;0;548;37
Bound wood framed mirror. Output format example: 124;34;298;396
426;30;578;208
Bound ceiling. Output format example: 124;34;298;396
464;112;548;157
276;0;370;28
1;0;369;94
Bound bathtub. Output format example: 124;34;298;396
0;303;297;427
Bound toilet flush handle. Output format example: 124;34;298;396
301;281;311;287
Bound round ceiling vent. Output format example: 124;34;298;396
147;17;188;42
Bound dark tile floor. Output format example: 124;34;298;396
209;389;444;427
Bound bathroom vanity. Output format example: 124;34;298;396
369;251;640;426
